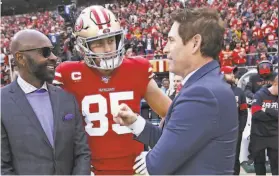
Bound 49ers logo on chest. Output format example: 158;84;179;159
103;28;110;34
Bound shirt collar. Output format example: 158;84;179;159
181;68;200;86
17;75;48;94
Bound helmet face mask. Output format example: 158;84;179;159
74;5;125;70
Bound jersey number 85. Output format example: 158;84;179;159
81;91;134;136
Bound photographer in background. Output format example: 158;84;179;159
48;27;62;56
62;27;76;61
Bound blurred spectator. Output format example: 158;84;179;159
219;43;233;66
232;40;247;66
125;48;135;57
135;37;145;55
160;77;170;94
166;75;183;100
144;33;155;55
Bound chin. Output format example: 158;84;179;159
168;66;174;73
44;74;55;83
169;68;178;75
46;79;54;84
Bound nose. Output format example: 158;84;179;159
104;43;112;53
48;52;58;62
163;42;169;55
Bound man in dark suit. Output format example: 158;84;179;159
113;8;238;175
1;29;91;175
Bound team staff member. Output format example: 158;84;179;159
245;60;276;99
221;66;248;175
250;75;278;175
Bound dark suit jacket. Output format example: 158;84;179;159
136;60;239;175
1;80;91;175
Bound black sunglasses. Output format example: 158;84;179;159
18;47;54;58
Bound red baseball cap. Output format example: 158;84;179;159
221;66;238;74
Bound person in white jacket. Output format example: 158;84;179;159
166;75;183;100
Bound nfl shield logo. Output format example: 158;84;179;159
101;76;110;83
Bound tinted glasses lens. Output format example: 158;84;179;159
41;47;52;58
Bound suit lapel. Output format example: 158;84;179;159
183;60;220;89
9;81;53;148
162;92;182;129
163;60;220;129
48;85;60;147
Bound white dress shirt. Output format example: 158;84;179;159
181;68;199;86
129;68;200;136
17;75;48;94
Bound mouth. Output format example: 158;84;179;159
46;65;55;71
102;55;116;60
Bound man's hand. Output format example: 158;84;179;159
133;151;149;175
113;103;138;126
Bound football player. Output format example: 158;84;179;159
53;5;171;175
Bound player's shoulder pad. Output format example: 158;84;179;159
125;57;150;66
123;57;153;78
56;61;83;71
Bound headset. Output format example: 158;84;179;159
257;60;273;76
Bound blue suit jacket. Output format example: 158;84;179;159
136;60;238;175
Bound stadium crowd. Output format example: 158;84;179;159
1;0;278;87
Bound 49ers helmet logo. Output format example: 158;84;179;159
103;28;110;33
75;17;84;32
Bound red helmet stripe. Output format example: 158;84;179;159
101;9;111;28
91;8;103;29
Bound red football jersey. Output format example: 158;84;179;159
54;58;154;174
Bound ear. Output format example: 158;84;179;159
191;34;202;54
15;52;25;66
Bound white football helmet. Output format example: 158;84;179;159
74;5;125;70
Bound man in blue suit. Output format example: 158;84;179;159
113;7;238;175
